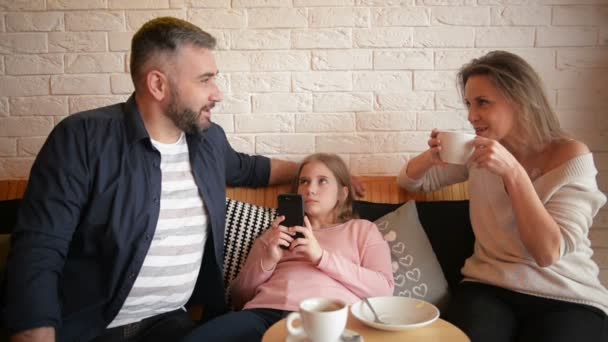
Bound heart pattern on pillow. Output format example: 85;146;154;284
375;201;450;310
413;284;428;297
386;229;428;298
399;255;414;267
391;241;406;254
399;289;412;297
394;274;406;287
406;268;421;282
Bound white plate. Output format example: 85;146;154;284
350;296;439;331
286;328;363;342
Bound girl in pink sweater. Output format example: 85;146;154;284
183;153;394;341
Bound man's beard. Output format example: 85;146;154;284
166;87;211;134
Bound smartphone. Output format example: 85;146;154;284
277;193;305;249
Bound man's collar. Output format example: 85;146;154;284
124;93;150;144
123;93;208;145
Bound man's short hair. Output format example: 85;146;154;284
130;17;216;90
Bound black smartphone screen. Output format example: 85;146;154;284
278;193;305;227
277;193;305;249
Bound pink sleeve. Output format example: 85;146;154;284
317;222;394;298
230;237;275;310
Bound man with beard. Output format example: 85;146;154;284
3;17;301;342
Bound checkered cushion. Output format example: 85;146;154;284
222;198;277;305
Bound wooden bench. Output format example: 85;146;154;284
0;179;28;201
1;177;468;204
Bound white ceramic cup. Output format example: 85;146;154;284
286;297;348;342
437;131;477;165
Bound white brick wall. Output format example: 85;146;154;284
231;30;291;50
46;0;107;10
65;11;125;32
309;7;369;27
0;98;9;116
231;72;290;93
110;0;170;10
0;33;47;53
49;32;106;52
10;96;68;116
312;49;372;70
293;71;352;92
6;54;63;75
293;28;352;48
6;12;64;32
0;2;606;286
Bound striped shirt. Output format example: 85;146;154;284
108;133;207;328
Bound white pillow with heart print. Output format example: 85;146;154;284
375;201;450;312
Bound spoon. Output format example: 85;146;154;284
340;330;362;342
362;297;388;325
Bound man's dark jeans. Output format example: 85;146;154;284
92;309;196;342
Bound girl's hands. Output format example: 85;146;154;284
261;215;324;267
428;129;449;166
260;215;294;267
289;216;323;265
470;136;522;181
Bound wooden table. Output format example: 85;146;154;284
262;311;470;342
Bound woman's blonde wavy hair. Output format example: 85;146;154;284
457;50;566;150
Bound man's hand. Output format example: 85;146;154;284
350;175;366;198
11;327;55;342
268;159;299;185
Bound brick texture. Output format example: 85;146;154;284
0;0;45;11
0;33;47;54
47;0;106;9
6;55;63;75
0;0;607;286
10;96;68;116
6;12;65;32
0;98;8;116
65;11;126;32
293;29;352;49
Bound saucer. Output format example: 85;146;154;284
286;328;363;342
351;296;439;331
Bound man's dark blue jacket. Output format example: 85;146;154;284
3;95;271;341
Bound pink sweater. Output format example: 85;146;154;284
231;219;394;311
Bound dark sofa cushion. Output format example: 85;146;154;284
0;200;20;334
353;201;401;222
354;200;474;293
416;201;474;293
0;199;20;235
0;199;19;273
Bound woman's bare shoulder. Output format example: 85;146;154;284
545;139;590;171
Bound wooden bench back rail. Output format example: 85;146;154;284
0;180;27;201
1;177;468;206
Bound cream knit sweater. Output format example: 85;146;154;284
398;153;608;315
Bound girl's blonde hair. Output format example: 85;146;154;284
457;50;566;149
292;153;356;223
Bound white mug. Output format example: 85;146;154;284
437;131;476;165
286;297;348;342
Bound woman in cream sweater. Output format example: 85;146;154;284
398;51;607;342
